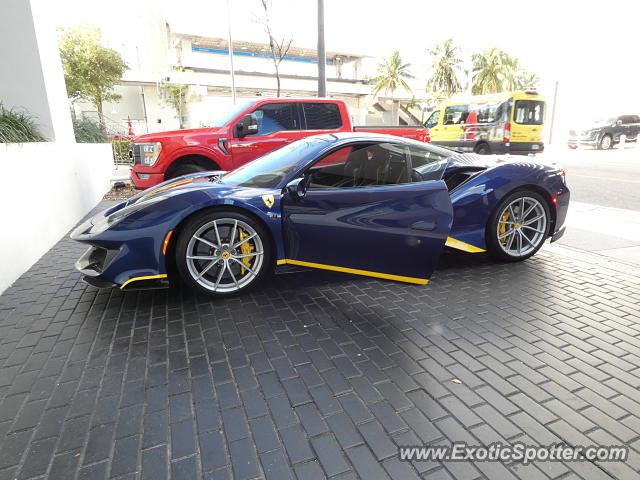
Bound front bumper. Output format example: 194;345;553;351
131;166;165;189
567;138;598;147
70;203;169;290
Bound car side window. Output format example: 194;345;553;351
443;105;469;125
250;103;297;136
302;102;342;130
407;145;450;182
306;143;411;189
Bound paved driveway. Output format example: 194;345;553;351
1;202;640;480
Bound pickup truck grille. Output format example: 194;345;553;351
131;144;142;165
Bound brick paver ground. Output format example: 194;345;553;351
1;201;640;480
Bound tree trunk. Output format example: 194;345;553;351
275;65;281;97
96;98;105;131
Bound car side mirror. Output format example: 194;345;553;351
616;120;623;126
285;177;307;199
235;113;259;138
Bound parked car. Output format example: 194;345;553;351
129;98;429;189
72;132;569;297
425;90;545;155
568;115;640;149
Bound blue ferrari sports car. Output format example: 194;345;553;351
71;132;569;297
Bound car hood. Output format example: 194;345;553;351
133;126;228;143
123;171;279;210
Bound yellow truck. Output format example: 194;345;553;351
425;90;545;155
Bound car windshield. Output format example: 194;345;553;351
220;136;333;188
592;118;615;127
203;100;255;127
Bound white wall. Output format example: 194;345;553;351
0;142;113;294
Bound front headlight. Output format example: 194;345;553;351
137;142;162;166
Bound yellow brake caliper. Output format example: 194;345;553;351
498;211;510;243
237;228;254;275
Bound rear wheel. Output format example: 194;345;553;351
486;190;550;262
475;143;491;155
599;134;612;150
175;210;273;297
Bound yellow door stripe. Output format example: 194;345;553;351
445;237;486;253
276;259;428;285
120;274;168;290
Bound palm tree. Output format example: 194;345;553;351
370;50;414;98
515;70;540;90
370;50;413;124
471;47;517;94
426;38;463;97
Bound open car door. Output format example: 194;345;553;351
281;141;453;284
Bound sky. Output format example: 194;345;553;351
53;0;640;135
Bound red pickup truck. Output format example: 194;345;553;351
130;98;429;189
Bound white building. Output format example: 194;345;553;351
76;11;419;136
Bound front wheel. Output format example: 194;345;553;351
486;191;550;262
599;134;612;150
175;210;273;297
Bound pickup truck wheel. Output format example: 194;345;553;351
167;163;207;180
599;134;612;150
475;143;491;155
176;210;273;297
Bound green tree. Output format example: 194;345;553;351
370;50;414;98
160;81;188;129
58;25;128;121
471;47;513;94
515;70;540;90
471;47;538;94
426;38;463;97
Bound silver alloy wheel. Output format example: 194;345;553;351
601;135;612;149
185;218;264;293
496;196;547;257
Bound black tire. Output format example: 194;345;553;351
598;134;612;150
486;190;551;262
167;162;207;180
475;143;491;155
175;209;273;297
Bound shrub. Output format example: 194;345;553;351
0;103;46;143
73;117;107;143
112;140;132;164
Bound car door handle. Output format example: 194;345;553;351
411;220;437;231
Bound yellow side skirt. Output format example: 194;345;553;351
120;274;168;290
276;259;428;285
445;237;486;253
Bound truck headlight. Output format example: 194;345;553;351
138;142;162;166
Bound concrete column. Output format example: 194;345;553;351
0;0;74;143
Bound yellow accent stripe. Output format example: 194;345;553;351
276;259;428;285
120;274;168;290
445;237;486;253
140;178;192;201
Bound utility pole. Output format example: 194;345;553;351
226;0;237;104
317;0;326;97
548;80;559;145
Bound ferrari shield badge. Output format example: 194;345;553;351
262;194;275;208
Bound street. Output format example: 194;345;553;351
541;144;640;268
550;144;640;210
